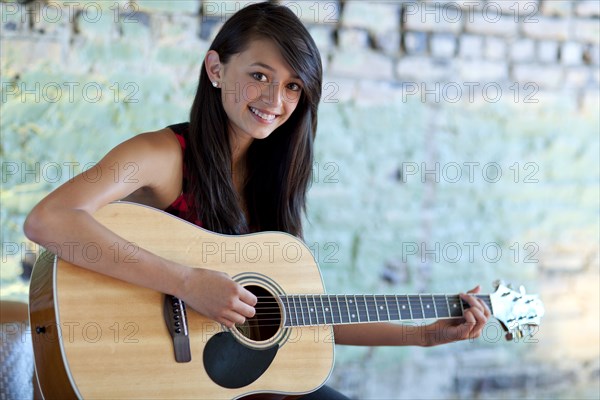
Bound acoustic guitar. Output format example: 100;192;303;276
29;202;545;399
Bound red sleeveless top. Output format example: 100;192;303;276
163;123;203;227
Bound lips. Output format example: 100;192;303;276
249;106;278;122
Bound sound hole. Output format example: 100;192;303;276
236;285;281;342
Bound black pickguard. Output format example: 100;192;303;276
203;332;278;389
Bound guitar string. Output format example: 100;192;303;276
226;297;479;327
248;297;492;309
230;298;476;320
248;298;490;309
210;295;492;328
178;296;490;328
253;295;490;304
253;295;491;304
229;314;471;329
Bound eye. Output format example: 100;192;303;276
287;82;302;92
252;72;268;82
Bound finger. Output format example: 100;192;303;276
239;287;258;307
483;304;491;319
468;308;487;338
223;310;248;326
219;316;238;329
466;285;481;294
234;301;256;319
460;292;484;314
461;309;477;338
474;297;492;319
465;292;491;320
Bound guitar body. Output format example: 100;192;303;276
29;202;334;399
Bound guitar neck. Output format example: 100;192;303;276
280;294;492;327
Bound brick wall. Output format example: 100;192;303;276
1;1;598;398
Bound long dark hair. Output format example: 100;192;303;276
186;2;322;237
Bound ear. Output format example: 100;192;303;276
205;50;223;86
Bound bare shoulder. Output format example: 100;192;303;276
114;127;185;208
119;127;181;160
28;127;185;215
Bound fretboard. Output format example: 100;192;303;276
280;294;492;327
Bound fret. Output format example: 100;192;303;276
434;295;450;318
327;296;336;324
341;295;351;323
349;295;359;322
334;295;342;324
327;295;342;324
290;296;298;326
311;295;320;325
387;295;400;320
448;295;463;317
281;296;289;326
382;296;391;321
356;295;368;322
292;296;298;326
421;294;437;319
444;295;452;317
320;296;329;325
373;295;381;321
430;295;438;318
409;295;423;319
406;295;414;320
396;295;411;320
374;295;389;321
301;296;311;325
305;295;313;325
283;296;293;327
365;295;378;321
290;296;299;326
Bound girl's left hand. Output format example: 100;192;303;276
421;285;491;347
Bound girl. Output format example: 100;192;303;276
24;3;490;398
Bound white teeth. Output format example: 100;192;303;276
250;107;276;121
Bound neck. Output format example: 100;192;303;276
279;293;493;327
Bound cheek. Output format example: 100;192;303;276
283;89;302;105
243;83;262;103
284;95;301;116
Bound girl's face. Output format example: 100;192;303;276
207;39;304;146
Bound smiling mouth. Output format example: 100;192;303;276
249;106;278;122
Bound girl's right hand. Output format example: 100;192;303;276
178;268;257;328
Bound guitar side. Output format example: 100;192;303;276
29;202;335;399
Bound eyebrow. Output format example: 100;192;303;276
250;62;300;80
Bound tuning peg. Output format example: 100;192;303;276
516;330;524;339
519;285;527;295
493;280;505;289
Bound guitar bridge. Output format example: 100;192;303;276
163;294;192;363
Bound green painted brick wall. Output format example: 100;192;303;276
1;1;599;398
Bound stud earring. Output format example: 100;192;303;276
212;81;219;88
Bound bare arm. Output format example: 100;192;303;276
24;130;256;328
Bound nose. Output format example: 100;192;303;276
262;82;283;109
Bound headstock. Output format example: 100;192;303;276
489;281;545;341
